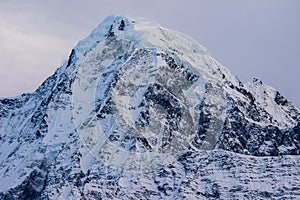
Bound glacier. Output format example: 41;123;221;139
0;15;299;199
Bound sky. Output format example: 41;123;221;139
0;0;299;108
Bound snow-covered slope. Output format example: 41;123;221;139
0;15;299;199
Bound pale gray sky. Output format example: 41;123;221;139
0;0;299;107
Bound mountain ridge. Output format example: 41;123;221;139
0;15;299;199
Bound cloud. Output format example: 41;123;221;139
0;2;78;96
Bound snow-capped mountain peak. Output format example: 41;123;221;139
0;15;299;199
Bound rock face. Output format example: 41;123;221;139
0;15;299;199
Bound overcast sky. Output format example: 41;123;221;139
0;0;299;108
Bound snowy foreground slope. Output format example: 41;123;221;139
0;15;300;199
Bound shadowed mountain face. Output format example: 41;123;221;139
0;15;299;199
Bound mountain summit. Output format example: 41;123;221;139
0;15;299;199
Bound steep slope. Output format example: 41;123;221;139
0;15;299;199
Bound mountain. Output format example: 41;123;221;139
0;15;299;199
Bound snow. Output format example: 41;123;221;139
245;78;297;128
0;15;299;199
